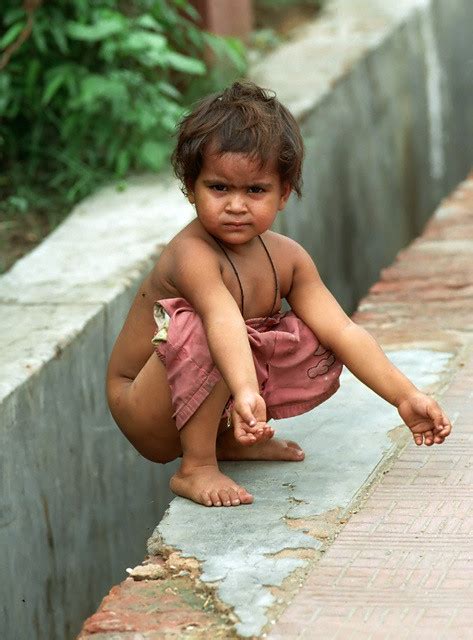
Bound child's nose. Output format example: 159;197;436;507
225;193;248;213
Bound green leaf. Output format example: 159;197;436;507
50;22;69;54
122;31;167;54
157;81;181;99
221;37;247;72
42;72;66;106
179;2;200;21
138;141;168;172
0;74;11;114
0;22;24;50
73;74;128;112
25;59;41;100
115;180;128;192
7;195;29;214
133;105;159;132
115;149;130;177
135;14;164;32
204;33;247;73
186;27;204;49
164;51;205;75
105;134;123;167
66;17;125;42
99;39;119;64
4;8;26;26
31;21;47;53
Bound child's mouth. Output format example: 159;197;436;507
224;222;249;230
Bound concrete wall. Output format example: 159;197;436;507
0;180;194;640
1;0;472;638
251;0;473;311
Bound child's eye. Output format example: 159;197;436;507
248;186;265;194
210;184;227;192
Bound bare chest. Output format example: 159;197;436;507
219;246;292;319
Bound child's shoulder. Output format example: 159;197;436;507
264;230;308;264
164;220;219;258
155;221;221;279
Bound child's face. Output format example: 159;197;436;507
188;150;291;246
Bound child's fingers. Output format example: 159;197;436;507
424;429;435;446
234;405;267;429
413;429;434;445
233;419;273;446
238;420;267;436
233;419;255;441
427;403;451;432
241;435;257;444
413;432;424;446
435;420;451;437
236;406;258;428
251;425;274;443
234;426;257;445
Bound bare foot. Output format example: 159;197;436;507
170;463;253;507
216;429;305;462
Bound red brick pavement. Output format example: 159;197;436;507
268;356;473;639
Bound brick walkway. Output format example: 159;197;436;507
268;175;473;639
269;356;473;639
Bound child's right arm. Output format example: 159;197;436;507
158;237;270;443
286;242;451;446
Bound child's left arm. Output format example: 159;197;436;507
286;244;452;446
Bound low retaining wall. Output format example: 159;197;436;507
1;0;472;638
0;179;194;640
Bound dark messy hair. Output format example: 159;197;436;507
172;81;304;197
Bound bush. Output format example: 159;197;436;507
0;0;246;211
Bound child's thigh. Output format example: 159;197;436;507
108;352;181;463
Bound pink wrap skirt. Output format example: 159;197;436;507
153;298;343;430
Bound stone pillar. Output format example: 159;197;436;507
190;0;254;41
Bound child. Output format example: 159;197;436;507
106;82;452;508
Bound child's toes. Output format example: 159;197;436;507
228;487;241;506
201;492;213;507
219;489;232;507
209;490;222;507
253;430;268;443
238;488;253;504
260;426;274;441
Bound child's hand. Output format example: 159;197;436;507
397;392;452;446
232;390;274;446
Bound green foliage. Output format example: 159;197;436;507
255;0;324;8
0;0;247;212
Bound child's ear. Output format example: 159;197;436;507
278;181;292;211
186;181;195;204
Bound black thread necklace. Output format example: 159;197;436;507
212;235;279;318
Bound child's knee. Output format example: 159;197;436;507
133;436;181;464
